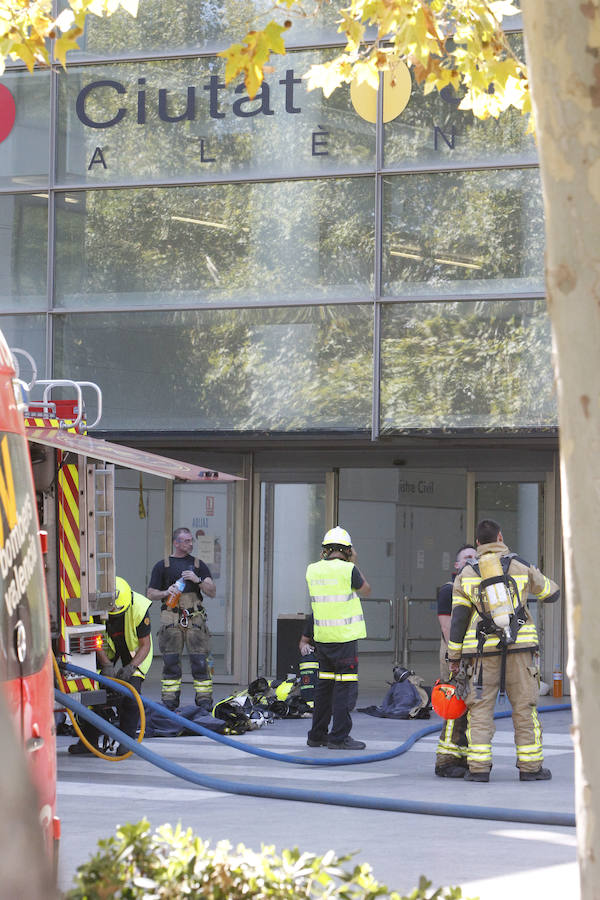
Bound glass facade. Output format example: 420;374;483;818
0;2;555;437
0;3;563;690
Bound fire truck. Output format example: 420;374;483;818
1;335;238;861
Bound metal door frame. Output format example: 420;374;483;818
249;470;337;683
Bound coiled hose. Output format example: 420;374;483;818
53;655;146;761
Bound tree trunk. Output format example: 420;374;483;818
520;3;600;897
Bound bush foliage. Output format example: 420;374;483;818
64;819;477;900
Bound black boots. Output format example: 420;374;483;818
520;767;552;781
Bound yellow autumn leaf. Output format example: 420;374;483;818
54;32;82;66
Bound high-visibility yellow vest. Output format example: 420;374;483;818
106;590;153;677
306;558;366;643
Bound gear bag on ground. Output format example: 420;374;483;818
359;666;431;719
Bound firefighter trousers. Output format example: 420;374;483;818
78;674;143;746
435;711;468;770
158;607;212;709
465;649;543;773
307;640;359;745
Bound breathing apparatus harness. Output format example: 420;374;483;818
470;553;528;700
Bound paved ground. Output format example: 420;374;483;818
56;667;578;899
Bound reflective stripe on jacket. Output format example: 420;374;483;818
448;541;559;659
106;590;153;677
306;558;366;643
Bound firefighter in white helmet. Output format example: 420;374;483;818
448;519;559;782
300;526;371;750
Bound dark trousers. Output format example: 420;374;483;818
79;675;144;746
307;640;359;744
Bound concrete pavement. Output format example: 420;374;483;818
55;667;577;899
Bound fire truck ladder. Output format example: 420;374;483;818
80;458;116;617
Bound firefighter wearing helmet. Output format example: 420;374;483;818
300;526;371;750
448;519;560;782
434;545;475;778
68;576;153;755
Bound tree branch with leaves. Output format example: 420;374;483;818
0;0;139;72
219;0;531;124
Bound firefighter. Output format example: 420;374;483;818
147;527;216;710
434;544;475;777
301;526;371;750
68;575;153;755
447;518;560;782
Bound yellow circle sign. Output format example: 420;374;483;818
350;63;412;123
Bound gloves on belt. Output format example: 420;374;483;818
115;663;136;682
453;665;469;701
100;663;116;678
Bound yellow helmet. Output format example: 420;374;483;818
110;576;133;615
322;526;352;547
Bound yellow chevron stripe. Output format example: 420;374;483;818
58;461;81;603
64;677;95;693
59;469;80;531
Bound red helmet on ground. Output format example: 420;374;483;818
431;680;467;720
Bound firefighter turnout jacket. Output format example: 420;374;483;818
447;541;559;662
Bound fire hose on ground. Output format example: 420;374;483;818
56;663;575;827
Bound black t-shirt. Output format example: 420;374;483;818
148;554;212;608
436;580;453;617
302;565;365;639
106;610;152;666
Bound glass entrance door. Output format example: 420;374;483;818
474;480;542;566
257;480;326;678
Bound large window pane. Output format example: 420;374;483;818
0;195;48;310
53;305;373;431
384;35;535;167
54;179;374;308
57;52;375;185
70;0;341;58
383;169;544;297
380;300;556;431
0;70;50;189
0;315;47;381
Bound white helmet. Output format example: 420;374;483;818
322;526;352;547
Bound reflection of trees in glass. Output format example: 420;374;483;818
54;178;374;307
57;50;375;183
380;300;556;431
0;71;50;186
383;168;544;296
0;195;47;307
77;0;340;56
384;34;535;165
0;316;46;375
53;304;373;431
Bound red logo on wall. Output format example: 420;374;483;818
0;85;16;144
